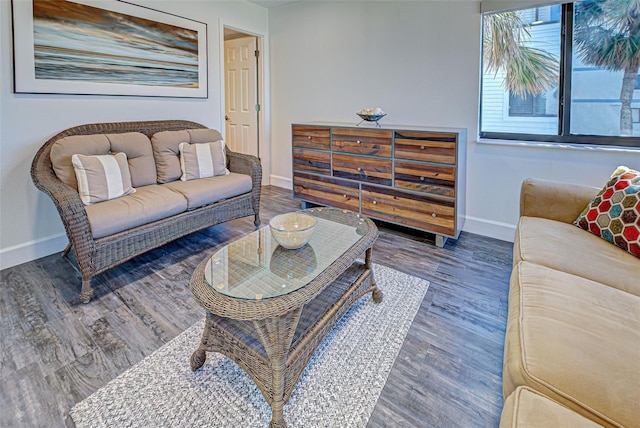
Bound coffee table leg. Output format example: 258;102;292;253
190;346;207;370
191;314;213;370
254;309;302;428
365;248;383;303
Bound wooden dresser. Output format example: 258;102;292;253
292;122;466;247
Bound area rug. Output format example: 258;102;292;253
70;264;428;428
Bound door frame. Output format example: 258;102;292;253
219;21;269;185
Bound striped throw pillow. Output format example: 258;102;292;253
178;140;229;181
71;152;135;205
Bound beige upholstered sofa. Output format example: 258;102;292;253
500;178;640;427
31;120;261;302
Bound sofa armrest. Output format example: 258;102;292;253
519;178;600;224
226;149;262;223
31;150;96;277
227;150;262;186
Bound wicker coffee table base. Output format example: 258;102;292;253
190;251;382;428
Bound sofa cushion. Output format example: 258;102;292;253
72;153;135;205
151;129;223;183
106;132;157;187
50;132;156;189
514;216;640;296
162;172;252;210
179;140;229;181
500;386;603;428
51;134;111;190
574;166;640;258
85;185;187;239
503;261;640;427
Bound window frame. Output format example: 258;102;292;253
479;2;640;149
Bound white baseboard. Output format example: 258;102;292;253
463;215;516;243
269;175;293;190
0;233;68;271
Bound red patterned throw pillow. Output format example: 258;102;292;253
574;166;640;258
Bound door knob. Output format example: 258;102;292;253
225;115;231;122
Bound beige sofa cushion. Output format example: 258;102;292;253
514;216;640;296
501;386;603;427
51;134;111;190
163;172;252;210
50;132;156;189
503;261;640;427
85;185;187;238
151;129;223;183
107;132;157;187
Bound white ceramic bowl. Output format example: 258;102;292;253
269;212;317;249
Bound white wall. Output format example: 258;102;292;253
0;0;269;269
268;0;640;242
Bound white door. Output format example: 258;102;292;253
224;36;258;157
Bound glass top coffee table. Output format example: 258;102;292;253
189;208;381;428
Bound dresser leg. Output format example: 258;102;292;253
435;235;447;248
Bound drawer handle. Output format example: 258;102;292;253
357;167;364;173
420;145;425;150
372;200;378;205
432;213;437;217
420;176;425;181
356;140;361;144
343;194;347;198
308;136;312;140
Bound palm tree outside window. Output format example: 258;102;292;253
480;0;640;147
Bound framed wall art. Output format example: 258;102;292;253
11;0;208;98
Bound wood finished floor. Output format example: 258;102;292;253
0;186;513;427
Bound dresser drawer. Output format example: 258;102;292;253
293;148;331;175
361;185;455;236
333;153;392;186
394;161;455;197
292;125;331;150
293;172;360;211
394;131;457;164
332;128;392;157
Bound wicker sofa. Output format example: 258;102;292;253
31;120;261;302
500;178;640;427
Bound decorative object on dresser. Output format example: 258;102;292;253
292;122;466;247
357;107;386;127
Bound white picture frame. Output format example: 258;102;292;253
11;0;208;98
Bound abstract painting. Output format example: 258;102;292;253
12;0;208;97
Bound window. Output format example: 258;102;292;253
509;92;555;117
480;2;640;148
